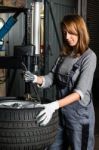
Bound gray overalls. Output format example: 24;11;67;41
49;49;95;150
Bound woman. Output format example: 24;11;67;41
24;14;97;150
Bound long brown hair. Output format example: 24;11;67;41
60;14;90;56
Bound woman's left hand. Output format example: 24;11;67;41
36;101;59;126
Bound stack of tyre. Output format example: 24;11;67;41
0;100;58;150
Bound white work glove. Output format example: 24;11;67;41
24;71;37;83
36;101;59;126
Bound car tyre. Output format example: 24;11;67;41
0;99;58;150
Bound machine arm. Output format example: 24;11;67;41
0;11;21;40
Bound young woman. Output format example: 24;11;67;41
24;14;97;150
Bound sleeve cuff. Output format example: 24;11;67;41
32;75;38;83
74;89;84;99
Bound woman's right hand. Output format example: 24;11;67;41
24;71;37;83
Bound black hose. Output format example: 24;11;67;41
21;62;41;102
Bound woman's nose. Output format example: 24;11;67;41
66;32;70;39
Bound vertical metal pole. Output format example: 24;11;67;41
31;3;34;45
33;2;40;55
33;1;41;73
24;10;28;44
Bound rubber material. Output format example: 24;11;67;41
0;100;58;150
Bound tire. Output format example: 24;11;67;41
0;100;58;150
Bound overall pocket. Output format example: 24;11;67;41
74;102;89;125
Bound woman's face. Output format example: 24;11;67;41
64;31;78;47
63;25;78;46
